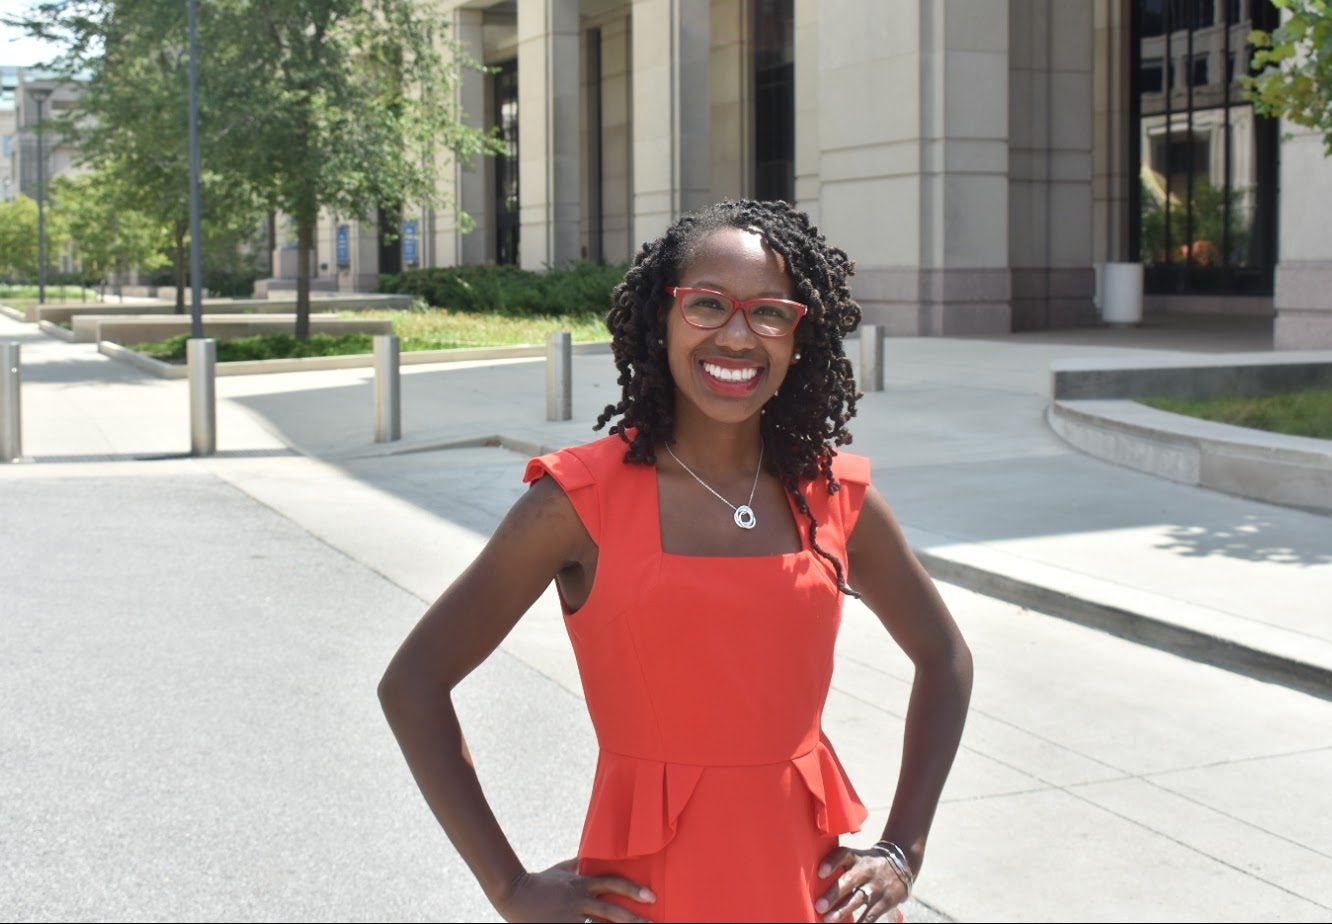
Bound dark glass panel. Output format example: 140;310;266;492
1132;0;1277;294
753;0;794;203
493;59;519;266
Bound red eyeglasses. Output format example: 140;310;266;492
665;286;808;338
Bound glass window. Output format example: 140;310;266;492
753;0;794;204
492;59;519;266
1191;54;1209;88
1132;0;1279;294
1141;58;1164;93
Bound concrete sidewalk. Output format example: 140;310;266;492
6;313;1326;698
3;312;1331;921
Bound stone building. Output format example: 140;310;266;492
303;0;1332;348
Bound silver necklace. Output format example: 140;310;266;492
665;442;764;530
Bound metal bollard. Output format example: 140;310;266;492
547;331;572;422
860;323;884;392
188;337;216;456
374;334;401;442
1;341;21;462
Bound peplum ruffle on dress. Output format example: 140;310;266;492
524;434;871;922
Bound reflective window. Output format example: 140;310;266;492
1132;0;1279;295
754;0;794;204
493;59;519;266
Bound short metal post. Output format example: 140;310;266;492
860;323;884;392
374;334;401;442
188;337;216;456
1;342;21;462
547;331;572;422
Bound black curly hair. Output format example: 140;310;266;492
594;199;863;594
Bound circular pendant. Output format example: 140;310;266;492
733;505;757;530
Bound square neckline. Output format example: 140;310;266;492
651;461;810;561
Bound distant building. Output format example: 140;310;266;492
4;68;82;200
1;66;21;202
272;1;1332;348
2;66;85;275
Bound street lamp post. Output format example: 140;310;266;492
29;87;53;306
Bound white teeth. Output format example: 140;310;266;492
702;362;758;382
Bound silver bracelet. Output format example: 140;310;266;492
869;839;915;899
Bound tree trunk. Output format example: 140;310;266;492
295;208;313;341
174;220;187;314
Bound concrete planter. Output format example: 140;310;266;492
1101;262;1144;326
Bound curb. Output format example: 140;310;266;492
1047;400;1332;516
912;543;1332;702
98;339;613;378
38;320;75;342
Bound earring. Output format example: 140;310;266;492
793;351;802;362
656;337;665;346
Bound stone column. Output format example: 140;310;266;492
1008;0;1095;329
793;0;820;220
597;16;633;264
631;0;711;247
1091;0;1132;264
454;7;491;266
710;0;750;202
518;0;581;270
1274;123;1332;348
815;0;1012;336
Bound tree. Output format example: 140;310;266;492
0;195;69;282
9;0;265;310
51;168;170;294
1246;0;1332;155
10;0;498;337
209;0;498;338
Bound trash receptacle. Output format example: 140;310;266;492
1101;262;1143;327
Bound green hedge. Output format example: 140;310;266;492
132;333;375;362
378;261;627;316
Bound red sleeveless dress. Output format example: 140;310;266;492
524;435;870;922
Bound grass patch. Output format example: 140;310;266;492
128;309;610;363
1141;388;1332;439
353;308;609;349
131;333;377;363
0;284;100;305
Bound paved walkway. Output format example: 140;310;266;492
3;311;1330;921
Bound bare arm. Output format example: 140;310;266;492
378;476;652;923
818;485;973;922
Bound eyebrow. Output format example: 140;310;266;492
688;280;796;300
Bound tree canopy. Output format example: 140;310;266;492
7;0;497;334
1246;0;1332;155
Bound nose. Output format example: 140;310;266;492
713;303;758;350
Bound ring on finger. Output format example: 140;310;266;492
852;886;872;921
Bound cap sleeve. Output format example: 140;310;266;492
524;448;602;545
830;451;871;540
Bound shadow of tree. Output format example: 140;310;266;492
1153;514;1332;567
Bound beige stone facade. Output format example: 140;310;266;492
301;0;1332;347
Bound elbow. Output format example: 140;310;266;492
954;638;975;704
917;635;974;706
377;652;455;725
377;664;406;720
377;657;423;723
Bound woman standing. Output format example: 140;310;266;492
379;200;972;923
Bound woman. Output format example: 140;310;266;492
379;200;972;923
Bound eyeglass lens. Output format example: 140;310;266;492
678;289;801;336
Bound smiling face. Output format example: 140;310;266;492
665;226;799;429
